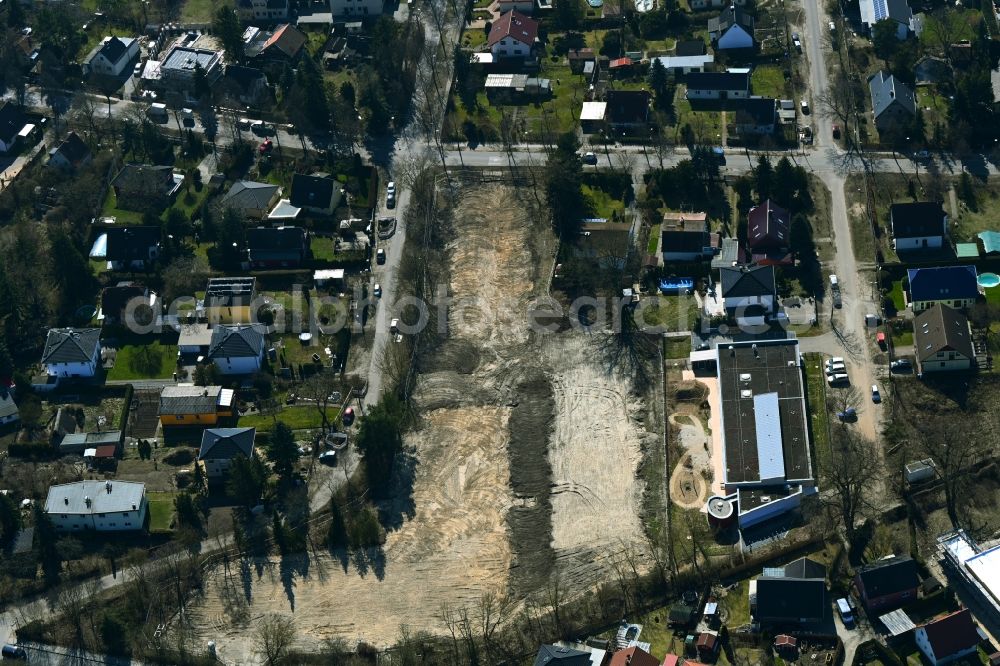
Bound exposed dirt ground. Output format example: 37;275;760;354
184;183;657;657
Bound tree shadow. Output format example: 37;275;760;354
279;551;311;611
376;448;417;532
347;546;387;581
240;557;253;604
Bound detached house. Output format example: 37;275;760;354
854;555;919;613
99;282;160;328
205;277;257;324
44;480;147;532
248;24;308;64
199;427;256;479
223;180;282;219
41;328;101;379
82;36;139;77
914;609;981;665
247;226;308;268
747;199;792;265
0;387;18;427
329;0;383;17
207;325;267;375
906;266;979;312
604;90;651;132
47;132;92;171
290;173;342;216
685;71;750;100
708;6;755;51
913;304;974;374
751;557;827;626
0;102;32;154
691;0;747;8
889;201;947;250
869;70;916;134
732;97;778;136
860;0;915;39
488;11;539;59
159;385;235;427
719;265;777;327
103;226;162;271
218;65;270;107
111;164;183;212
532;645;592;666
661;230;715;262
237;0;290;22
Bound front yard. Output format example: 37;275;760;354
751;64;788;99
239;405;339;431
106;341;179;381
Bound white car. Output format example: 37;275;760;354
390;318;400;334
373;283;382;298
827;373;849;385
827;356;845;365
800;100;810;114
871;384;881;403
236;118;251;130
826;362;846;374
386;181;396;196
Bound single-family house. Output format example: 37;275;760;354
605;90;651;131
487;11;538;59
178;322;214;356
906;266;979;312
691;0;747;9
199;427;256;478
661;230;715;262
104;226;162;270
751;557;827;625
207;324;267;375
159;385;235;427
223;180;282;219
246;226;308;268
484;73;552;102
869;70;916;134
860;0;915;39
497;0;535;13
0;102;31;154
205;277;257;324
532;644;592;666
110;164;183;212
732;97;778;135
914;609;980;665
913;304;974;374
609;646;659;666
237;0;290;22
159;45;225;100
719;265;776;326
248;24;308;63
579;102;607;134
685;71;749;100
218;65;271;107
854;555;920;613
708;6;755;51
889;201;947;250
45;480;147;532
58;430;122;456
653;54;715;75
290;173;342;216
41;328;101;379
82;36;139;77
330;0;383;17
47;132;92;171
99;282;159;328
0;387;18;427
567;48;595;74
746;199;792;265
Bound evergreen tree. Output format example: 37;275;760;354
33;505;61;585
755;155;773;201
0;493;22;547
266;421;300;483
49;230;94;310
327;502;347;549
354;395;405;498
213;7;244;64
226;455;268;507
546;132;587;240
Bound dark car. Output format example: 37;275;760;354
2;645;27;660
376;248;386;265
342;406;355;426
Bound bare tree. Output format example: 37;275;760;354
826;384;862;416
253;614;296;665
917;417;986;528
820;425;882;545
301;371;340;434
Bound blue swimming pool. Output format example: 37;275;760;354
659;277;694;293
979;272;1000;288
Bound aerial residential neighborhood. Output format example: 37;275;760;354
0;0;999;662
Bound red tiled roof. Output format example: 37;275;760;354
609;57;634;68
921;609;980;660
662;656;680;666
487;10;539;48
94;444;118;458
609;647;659;666
263;24;307;58
747;199;790;249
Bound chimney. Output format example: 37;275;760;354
106;481;112;494
84;496;91;508
64;497;69;505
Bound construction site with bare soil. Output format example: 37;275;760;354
183;179;661;657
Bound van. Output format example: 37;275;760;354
389;318;400;334
836;598;854;626
1;644;26;659
827;373;849;385
147;102;168;120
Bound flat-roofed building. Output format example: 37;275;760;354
938;529;1000;625
45;480;147;532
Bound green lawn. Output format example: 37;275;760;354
147;491;178;532
101;189;144;224
311;236;337;262
180;0;222;22
751;65;787;99
915;87;948;142
803;353;832;483
461;29;487;50
647;223;661;254
674;88;723;144
889;280;906;311
663;335;691;359
304;30;329;58
891;328;914;347
637;295;699;332
239;405;339;431
106;341;179;381
582;183;624;219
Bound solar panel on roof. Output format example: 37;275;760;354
874;0;888;20
754;392;786;483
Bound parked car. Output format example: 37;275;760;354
1;644;26;660
258;139;273;154
236;118;252;130
837;407;857;421
181;108;195;127
342;406;355;426
251;120;272;135
871;384;881;403
836;598;854;626
319;451;337;465
582;151;598;165
832;124;841;139
827;373;849;386
827;356;845;365
390;318;400;334
373;283;382;298
890;358;912;373
386;191;396;209
792;33;802;52
826;362;846;374
387;181;396;197
133;62;143;77
800;99;810;114
376;248;386;265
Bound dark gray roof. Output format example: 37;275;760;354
869;70;916;120
246;226;306;252
290;173;337;208
205;277;256;308
199;427;255;460
533;645;591;666
675;39;707;56
686;71;749;92
90;35;134;65
51;132;91;166
0;102;27;144
889;201;945;238
223;180;280;211
604;90;651;124
735;97;778;126
709;5;754;35
208;325;266;360
914;304;974;362
856;555;919;599
224;64;267;88
104;226;161;262
159;385;225;415
720;265;776;298
906;266;979;303
111;164;176;197
41;328;100;365
755;577;826;622
783;556;827;580
662;229;711;254
0;387;17;420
